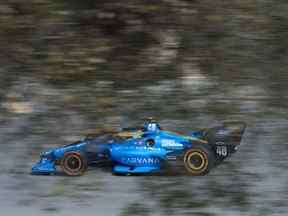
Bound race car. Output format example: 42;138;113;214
31;119;246;176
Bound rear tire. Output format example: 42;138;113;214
183;145;215;175
61;152;87;176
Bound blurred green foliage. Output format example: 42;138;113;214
0;0;287;91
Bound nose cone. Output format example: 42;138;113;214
31;157;56;175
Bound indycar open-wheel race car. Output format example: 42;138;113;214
32;119;246;176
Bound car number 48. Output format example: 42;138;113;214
216;146;227;156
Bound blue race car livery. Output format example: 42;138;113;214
32;119;246;176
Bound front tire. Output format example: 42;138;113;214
61;152;87;176
183;145;215;175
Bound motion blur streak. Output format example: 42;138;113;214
0;0;287;215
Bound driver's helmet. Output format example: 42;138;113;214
143;118;161;132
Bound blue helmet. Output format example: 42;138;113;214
143;118;161;132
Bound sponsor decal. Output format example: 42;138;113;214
216;141;225;145
117;146;161;151
217;129;229;135
161;139;183;148
121;157;160;165
166;155;177;160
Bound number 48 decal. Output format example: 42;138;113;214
216;146;227;156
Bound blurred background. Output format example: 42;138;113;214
0;0;288;215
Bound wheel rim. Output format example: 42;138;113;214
184;150;208;173
64;154;82;172
187;152;205;170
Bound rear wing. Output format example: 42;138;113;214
205;121;246;146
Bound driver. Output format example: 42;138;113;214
143;118;161;132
